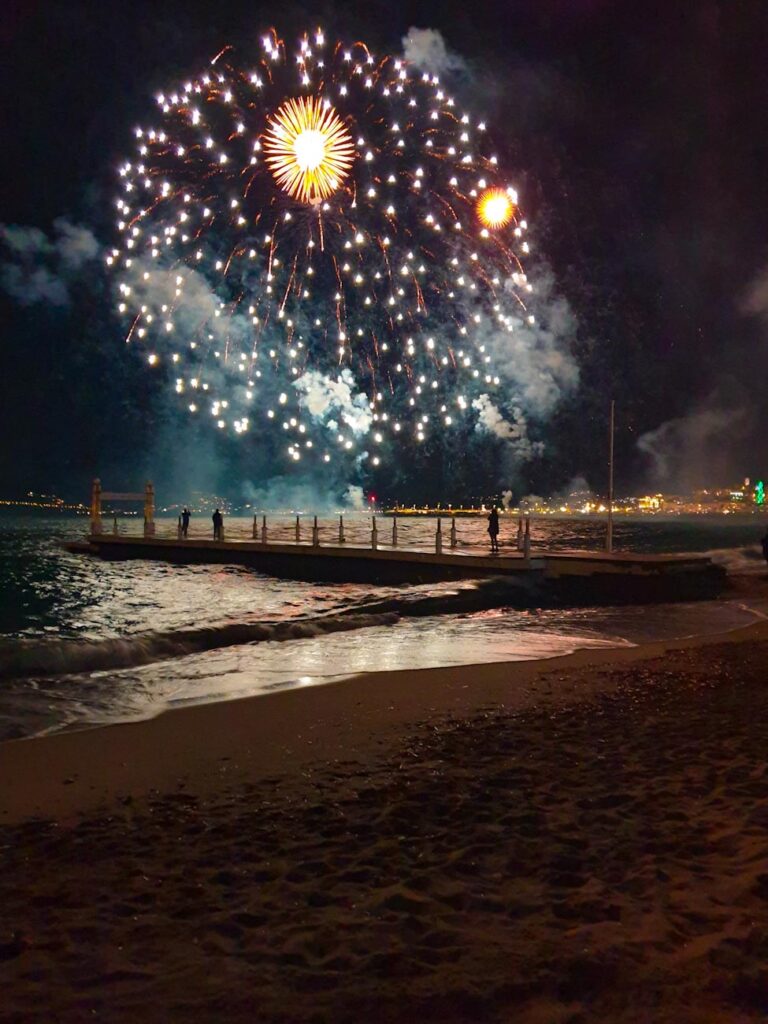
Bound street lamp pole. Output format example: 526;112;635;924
606;399;615;554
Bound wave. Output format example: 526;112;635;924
705;545;767;575
0;545;759;682
0;576;547;682
0;612;399;681
350;574;543;618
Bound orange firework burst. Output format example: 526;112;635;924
477;188;515;229
263;96;355;204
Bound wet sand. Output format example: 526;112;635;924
2;622;768;1022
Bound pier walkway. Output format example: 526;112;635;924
79;521;723;601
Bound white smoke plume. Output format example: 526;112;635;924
242;476;366;512
342;484;366;510
492;268;580;415
472;394;545;461
472;394;516;440
0;219;99;306
740;265;768;322
637;399;752;488
520;494;544;510
54;221;100;270
293;369;373;436
501;489;513;509
402;28;467;78
555;475;593;500
121;258;252;347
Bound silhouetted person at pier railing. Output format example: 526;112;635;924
212;508;223;541
181;508;191;538
761;528;768;566
487;506;500;554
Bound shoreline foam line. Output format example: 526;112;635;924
2;616;767;824
0;611;401;681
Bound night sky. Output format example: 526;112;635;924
2;0;767;503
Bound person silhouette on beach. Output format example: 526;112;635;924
212;508;223;541
487;506;500;554
181;508;191;538
761;528;768;566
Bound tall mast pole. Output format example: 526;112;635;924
606;399;615;554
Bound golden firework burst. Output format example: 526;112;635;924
477;188;515;229
263;96;355;205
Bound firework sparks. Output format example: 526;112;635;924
111;28;540;472
477;187;515;229
264;96;355;204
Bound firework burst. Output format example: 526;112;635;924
264;96;355;204
110;28;545;474
477;187;515;229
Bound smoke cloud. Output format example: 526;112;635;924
740;265;768;323
402;28;468;78
342;484;365;510
241;476;368;512
293;369;373;436
555;475;593;500
637;398;752;489
0;219;99;306
472;395;545;462
496;269;580;415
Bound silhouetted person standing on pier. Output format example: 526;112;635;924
487;506;500;554
181;508;191;538
761;528;768;566
212;508;223;541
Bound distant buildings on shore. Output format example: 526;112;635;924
389;477;767;517
0;492;87;512
1;478;765;517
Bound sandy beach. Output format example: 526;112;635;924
2;620;768;1022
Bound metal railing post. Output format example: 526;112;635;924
435;517;443;555
523;516;531;560
450;516;457;548
252;514;258;539
90;478;102;535
261;515;267;544
338;515;345;544
295;515;301;543
392;514;398;548
312;515;320;547
371;515;378;550
143;481;155;537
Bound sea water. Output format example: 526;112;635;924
0;513;765;739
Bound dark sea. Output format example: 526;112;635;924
1;512;766;740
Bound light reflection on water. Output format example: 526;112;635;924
1;598;763;741
0;513;765;739
1;513;765;640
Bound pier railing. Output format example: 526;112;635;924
99;512;535;557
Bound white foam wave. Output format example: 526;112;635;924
705;545;767;575
0;612;400;681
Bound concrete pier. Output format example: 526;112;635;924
79;531;724;601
